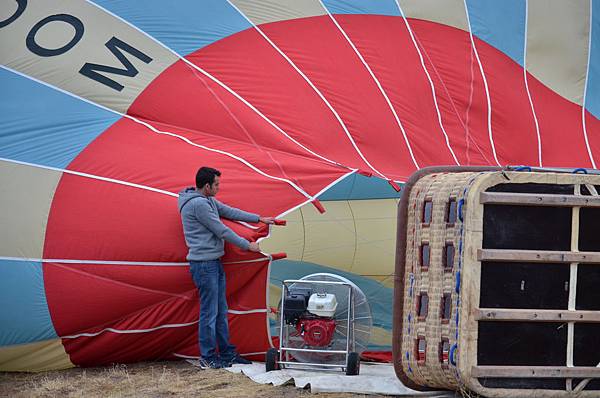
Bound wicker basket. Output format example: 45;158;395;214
393;167;600;397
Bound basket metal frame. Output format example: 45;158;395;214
277;279;356;372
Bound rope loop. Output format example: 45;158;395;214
457;199;465;222
449;344;458;366
455;271;461;293
513;166;532;172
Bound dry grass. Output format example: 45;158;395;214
0;360;372;398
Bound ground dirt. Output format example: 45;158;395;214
0;360;375;397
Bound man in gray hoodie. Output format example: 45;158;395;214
178;166;273;369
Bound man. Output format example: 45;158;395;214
178;166;274;369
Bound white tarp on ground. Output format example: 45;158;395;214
222;362;454;396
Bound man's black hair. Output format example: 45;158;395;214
196;167;221;189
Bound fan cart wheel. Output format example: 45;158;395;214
266;348;279;372
346;351;360;376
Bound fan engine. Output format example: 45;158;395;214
267;273;372;375
283;289;338;347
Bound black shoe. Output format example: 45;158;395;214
198;357;223;369
225;353;252;366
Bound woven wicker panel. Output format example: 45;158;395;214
400;171;479;388
397;169;600;397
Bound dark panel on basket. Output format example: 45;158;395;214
572;379;600;391
478;378;566;390
579;208;600;252
576;265;600;310
580;185;600;196
486;183;574;194
480;262;569;309
571;327;600;390
477;322;566;366
574;324;600;367
483;205;571;250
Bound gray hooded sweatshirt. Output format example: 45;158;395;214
178;187;259;261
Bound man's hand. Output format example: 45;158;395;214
248;242;261;252
259;216;275;224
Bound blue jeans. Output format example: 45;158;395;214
189;260;236;362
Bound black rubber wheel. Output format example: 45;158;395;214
266;348;279;372
346;352;360;376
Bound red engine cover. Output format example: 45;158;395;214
296;318;337;347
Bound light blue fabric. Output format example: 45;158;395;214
466;0;526;66
0;68;119;169
319;174;402;201
91;0;252;56
322;0;400;17
0;260;58;346
586;0;600;119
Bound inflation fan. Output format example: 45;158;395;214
266;273;372;376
